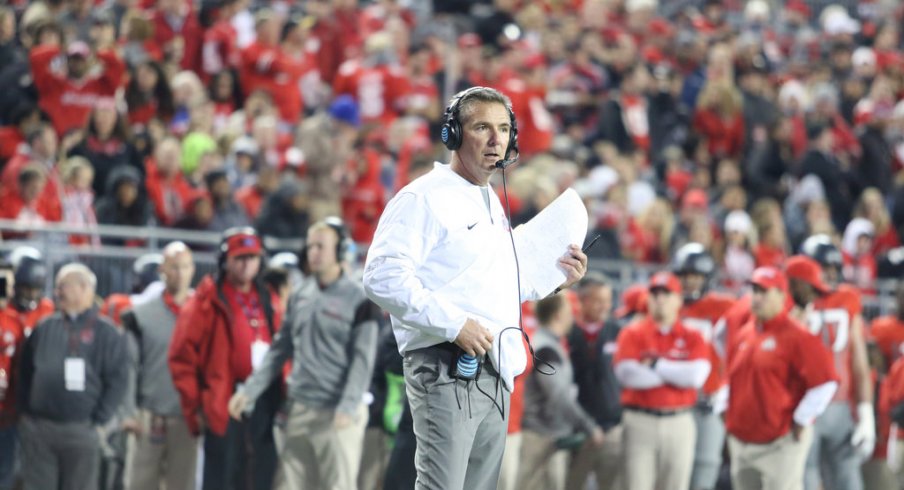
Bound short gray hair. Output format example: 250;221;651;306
451;87;513;126
56;263;97;290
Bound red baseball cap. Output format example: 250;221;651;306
682;189;708;209
615;284;649;318
749;266;788;292
224;232;262;258
784;255;829;294
648;271;682;295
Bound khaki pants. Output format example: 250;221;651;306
862;458;898;490
515;430;568;490
125;412;196;490
623;410;696;490
566;425;624;490
357;427;391;490
728;427;813;490
281;403;368;490
497;432;522;490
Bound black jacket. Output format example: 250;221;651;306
18;309;129;424
567;319;623;430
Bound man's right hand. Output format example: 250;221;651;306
792;423;805;441
228;393;250;421
121;418;142;436
590;427;605;447
454;319;494;357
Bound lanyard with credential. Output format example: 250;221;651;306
64;313;97;356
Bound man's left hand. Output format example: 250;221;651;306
557;244;588;291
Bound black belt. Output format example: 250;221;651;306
625;405;692;417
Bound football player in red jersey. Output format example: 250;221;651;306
865;282;904;486
792;238;874;490
673;243;736;490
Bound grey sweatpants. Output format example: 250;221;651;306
403;345;510;490
804;402;863;490
691;405;726;490
19;415;100;490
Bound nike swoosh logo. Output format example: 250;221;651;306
467;222;478;230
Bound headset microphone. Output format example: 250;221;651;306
494;157;518;169
494;148;520;170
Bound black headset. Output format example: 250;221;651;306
440;87;519;161
301;217;352;270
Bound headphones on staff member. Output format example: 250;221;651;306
301;217;352;268
440;87;519;162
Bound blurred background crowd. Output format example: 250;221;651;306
0;0;902;296
0;0;903;489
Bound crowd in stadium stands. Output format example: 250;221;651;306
1;0;904;488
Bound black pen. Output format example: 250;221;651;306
582;234;602;254
551;235;603;296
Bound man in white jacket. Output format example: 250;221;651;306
362;86;587;490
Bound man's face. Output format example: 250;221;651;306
823;264;840;286
451;101;511;186
648;288;681;323
788;278;811;308
55;274;88;311
67;55;89;79
678;272;706;300
580;285;612;323
21;176;45;203
751;285;784;320
162;251;194;294
225;254;260;285
117;181;138;206
17;285;43;304
305;228;339;274
36;127;58;159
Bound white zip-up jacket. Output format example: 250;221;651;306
364;162;544;391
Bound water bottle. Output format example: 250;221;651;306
457;354;479;379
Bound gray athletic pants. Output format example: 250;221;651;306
804;401;863;490
403;344;510;490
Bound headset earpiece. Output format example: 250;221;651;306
441;87;518;157
323;216;350;262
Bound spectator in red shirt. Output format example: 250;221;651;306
152;0;202;73
0;261;23;489
200;0;240;81
125;60;176;128
235;162;278;221
0;165;58;233
145;137;194;226
29;39;125;136
693;80;745;160
2;123;62;223
855;188;900;255
341;146;385;245
240;11;306;126
333;31;411;125
0;103;40;165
